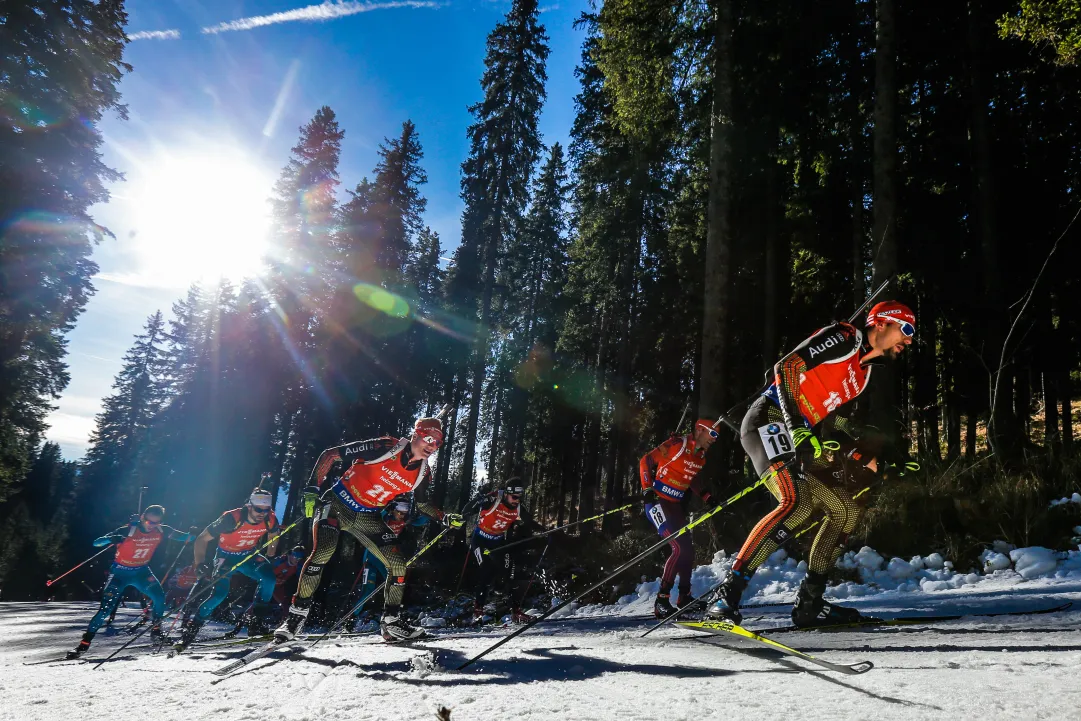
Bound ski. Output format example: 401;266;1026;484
677;619;874;675
210;638;295;677
762;601;1074;634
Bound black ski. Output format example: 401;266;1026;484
210;638;296;678
678;619;874;674
763;601;1073;634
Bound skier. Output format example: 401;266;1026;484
706;300;915;627
639;420;720;618
275;417;462;643
175;488;280;649
463;480;544;623
67;505;195;658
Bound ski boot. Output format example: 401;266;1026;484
791;571;866;628
705;569;752;624
274;603;310;641
380;610;426;643
148;621;165;645
510;608;536;624
653;592;678;619
173;617;203;653
66;632;94;659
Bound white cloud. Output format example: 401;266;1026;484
201;1;439;35
539;4;560;11
129;29;182;41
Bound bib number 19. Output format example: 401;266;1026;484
757;423;794;461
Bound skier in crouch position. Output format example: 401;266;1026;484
463;479;544;623
707;300;915;627
639;419;720;618
275;416;462;643
175;488;280;649
67;505;195;658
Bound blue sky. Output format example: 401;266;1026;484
45;0;588;459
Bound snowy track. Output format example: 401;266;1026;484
4;588;1081;721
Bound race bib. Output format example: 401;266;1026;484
647;504;667;530
757;422;794;462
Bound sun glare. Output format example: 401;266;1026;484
130;149;273;286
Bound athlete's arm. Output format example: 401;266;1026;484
92;526;129;547
193;515;229;567
265;518;280;556
162;525;197;543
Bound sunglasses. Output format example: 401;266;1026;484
143;519;162;527
250;505;272;515
697;426;720;439
880;315;916;337
420;434;443;448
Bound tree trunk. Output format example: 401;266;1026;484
698;0;733;420
965;412;978;460
1061;373;1074;449
1044;371;1060;451
763;158;780;367
868;0;901;438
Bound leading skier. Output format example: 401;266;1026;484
707;301;915;627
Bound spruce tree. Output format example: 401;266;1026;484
457;0;550;494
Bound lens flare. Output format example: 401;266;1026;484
353;283;411;318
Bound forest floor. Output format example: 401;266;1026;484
5;570;1081;721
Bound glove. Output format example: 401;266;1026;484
302;486;321;519
442;513;464;529
791;427;823;458
196;562;213;579
128;514;141;526
642;487;659;505
108;535;127;544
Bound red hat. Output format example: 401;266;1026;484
695;418;718;432
413;417;444;443
866;301;916;330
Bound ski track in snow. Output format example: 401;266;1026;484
4;578;1081;721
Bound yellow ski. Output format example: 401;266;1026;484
677;619;874;675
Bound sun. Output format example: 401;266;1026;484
129;148;274;286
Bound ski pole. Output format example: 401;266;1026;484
458;451;818;670
306;526;451;651
484;503;635;555
453;544;472;594
94;518;300;669
46;544;115;587
457;502;729;670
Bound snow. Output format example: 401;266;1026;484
5;541;1081;721
1049;491;1081;507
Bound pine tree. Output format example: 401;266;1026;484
74;311;170;546
457;0;550;495
0;0;130;499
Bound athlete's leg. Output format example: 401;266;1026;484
194;574;233;621
86;568;133;634
293;499;343;605
646;499;692;597
130;566;166;622
234;556;277;604
805;475;863;575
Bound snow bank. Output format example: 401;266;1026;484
581;539;1081;616
1050;491;1081;507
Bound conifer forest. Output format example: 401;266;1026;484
2;0;1081;602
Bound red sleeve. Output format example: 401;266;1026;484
639;437;680;490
